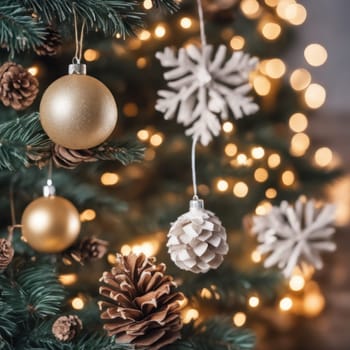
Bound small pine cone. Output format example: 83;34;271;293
26;147;51;169
0;62;39;111
167;199;229;273
34;28;62;56
70;237;108;264
52;315;83;342
0;238;14;271
99;253;184;350
52;144;97;169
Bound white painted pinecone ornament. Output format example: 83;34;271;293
167;198;229;273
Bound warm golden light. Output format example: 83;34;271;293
279;297;293;311
255;201;272;216
261;22;282;40
115;33;122;39
101;172;120;186
154;24;167;38
276;0;296;19
72;297;84;310
289;113;308;132
233;312;247;327
251;146;265;159
268;153;281;168
200;288;212;299
217;179;229;192
314;147;333;167
303;290;325;317
253;75;271;96
290;68;311;91
137;129;150;141
265;0;278;7
240;0;261;18
136;57;148;69
183;308;200;324
254;168;269;183
304;83;326;109
84;49;100;62
265;58;286;79
139;30;151;41
233;182;249;198
286;4;307;25
120;244;132;256
289;275;305;291
28;66;39;76
237;153;248;165
180;17;192;29
80;209;96;222
144;148;156;161
123;102;139;117
265;188;277;199
251;250;262;263
230;36;245;50
248;296;260;308
150;133;164;147
107;253;117;264
304;44;328;67
59;274;78;285
131;241;160;256
222;121;234;133
225;143;238;157
143;0;153;10
282;170;295;186
290;132;310;157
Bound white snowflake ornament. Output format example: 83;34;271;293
156;45;259;146
252;197;336;277
167;198;229;273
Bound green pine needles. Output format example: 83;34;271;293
0;0;179;56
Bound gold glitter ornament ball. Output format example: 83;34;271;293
40;73;118;150
21;196;81;253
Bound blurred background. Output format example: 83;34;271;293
0;0;349;349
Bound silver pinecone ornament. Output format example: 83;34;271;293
167;198;229;273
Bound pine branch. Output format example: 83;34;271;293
169;319;255;350
16;264;65;318
0;114;144;171
152;0;180;13
0;113;50;171
0;2;47;57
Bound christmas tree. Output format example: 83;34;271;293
0;0;341;349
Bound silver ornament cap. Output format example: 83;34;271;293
43;179;56;197
68;63;87;75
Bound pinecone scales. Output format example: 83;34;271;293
52;145;97;169
0;238;14;271
35;28;62;56
52;315;83;342
0;62;39;110
99;253;184;350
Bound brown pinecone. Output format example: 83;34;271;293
0;62;39;111
26;146;51;169
52;315;83;342
34;28;62;56
69;237;108;264
0;238;14;271
52;144;97;169
99;253;184;350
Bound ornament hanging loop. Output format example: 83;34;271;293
71;4;87;75
196;0;207;47
43;159;56;197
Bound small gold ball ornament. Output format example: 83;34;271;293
40;64;118;150
21;182;81;253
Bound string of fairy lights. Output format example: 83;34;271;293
24;0;334;330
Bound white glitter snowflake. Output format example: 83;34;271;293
252;197;336;277
156;44;259;146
